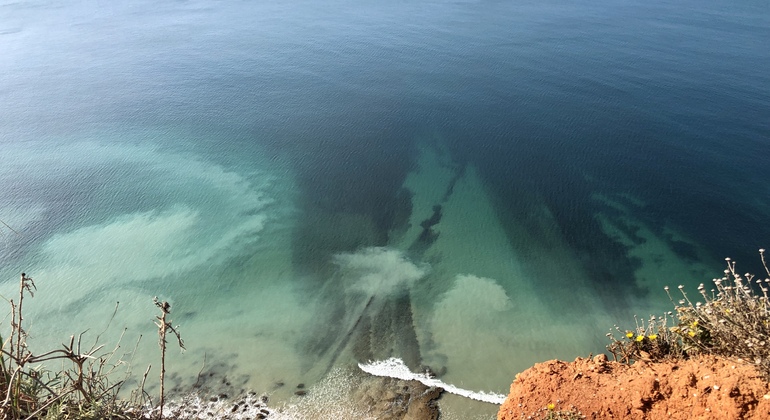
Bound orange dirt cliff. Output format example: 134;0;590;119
498;354;770;420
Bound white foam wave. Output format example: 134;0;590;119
358;358;507;405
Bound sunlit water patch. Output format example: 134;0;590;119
0;131;307;399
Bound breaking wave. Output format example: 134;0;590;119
358;358;507;405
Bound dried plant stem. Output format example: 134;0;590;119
0;271;146;418
154;297;185;420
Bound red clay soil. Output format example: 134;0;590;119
498;354;770;420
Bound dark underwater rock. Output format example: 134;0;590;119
351;376;444;420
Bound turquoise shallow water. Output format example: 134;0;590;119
1;0;769;417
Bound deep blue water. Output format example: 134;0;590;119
1;0;769;417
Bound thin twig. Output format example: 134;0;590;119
194;352;207;389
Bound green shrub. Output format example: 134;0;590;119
606;312;685;364
608;249;770;380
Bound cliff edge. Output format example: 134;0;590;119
498;354;770;420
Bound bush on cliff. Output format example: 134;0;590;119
608;249;770;380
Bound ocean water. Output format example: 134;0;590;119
1;0;769;418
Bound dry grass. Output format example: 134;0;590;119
0;274;190;419
0;273;139;419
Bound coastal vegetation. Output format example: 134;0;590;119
0;273;134;418
608;249;770;380
0;272;186;419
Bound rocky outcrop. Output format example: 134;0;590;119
351;377;443;420
498;355;770;420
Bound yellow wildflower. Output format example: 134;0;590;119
688;331;696;337
626;331;634;339
547;403;555;411
636;335;645;342
648;334;658;340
